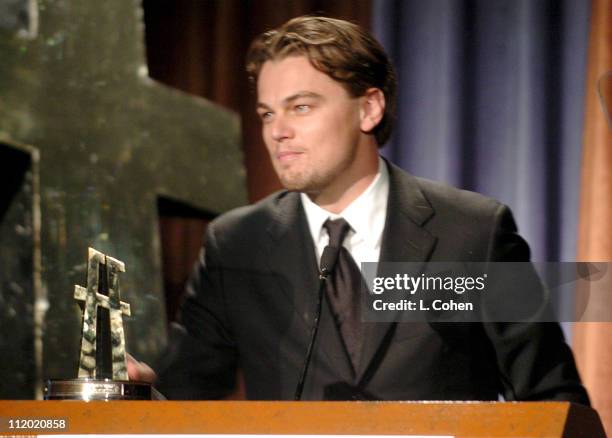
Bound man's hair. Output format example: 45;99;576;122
246;15;397;147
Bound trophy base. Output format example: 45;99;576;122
44;378;153;400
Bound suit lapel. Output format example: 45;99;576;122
264;193;318;328
356;162;438;384
264;192;354;383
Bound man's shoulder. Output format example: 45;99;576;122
206;189;297;242
388;164;522;258
388;162;506;222
415;176;503;217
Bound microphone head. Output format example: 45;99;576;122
320;246;339;279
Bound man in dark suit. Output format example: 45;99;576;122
130;16;589;403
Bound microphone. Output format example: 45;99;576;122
319;246;339;280
294;245;338;400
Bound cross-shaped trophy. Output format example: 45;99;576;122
44;248;152;400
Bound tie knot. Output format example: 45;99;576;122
324;218;352;248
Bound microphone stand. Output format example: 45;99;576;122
294;246;338;400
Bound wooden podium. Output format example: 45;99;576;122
0;401;605;437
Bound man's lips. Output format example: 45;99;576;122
276;150;304;162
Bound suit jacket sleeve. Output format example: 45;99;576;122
155;224;238;399
484;204;590;404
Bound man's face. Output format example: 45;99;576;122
256;56;366;194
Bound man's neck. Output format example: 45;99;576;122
307;150;380;214
309;174;377;214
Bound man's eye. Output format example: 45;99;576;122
259;112;273;121
295;104;310;113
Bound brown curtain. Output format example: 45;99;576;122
574;0;612;434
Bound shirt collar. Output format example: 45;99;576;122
301;157;389;247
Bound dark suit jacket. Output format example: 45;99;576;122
156;161;589;403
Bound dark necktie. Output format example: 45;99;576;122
323;218;363;374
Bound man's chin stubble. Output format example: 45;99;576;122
278;172;323;193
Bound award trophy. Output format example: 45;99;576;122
44;248;153;400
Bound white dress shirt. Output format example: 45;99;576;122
300;157;389;269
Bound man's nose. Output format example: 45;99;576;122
270;115;294;142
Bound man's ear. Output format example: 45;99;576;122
359;88;385;133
